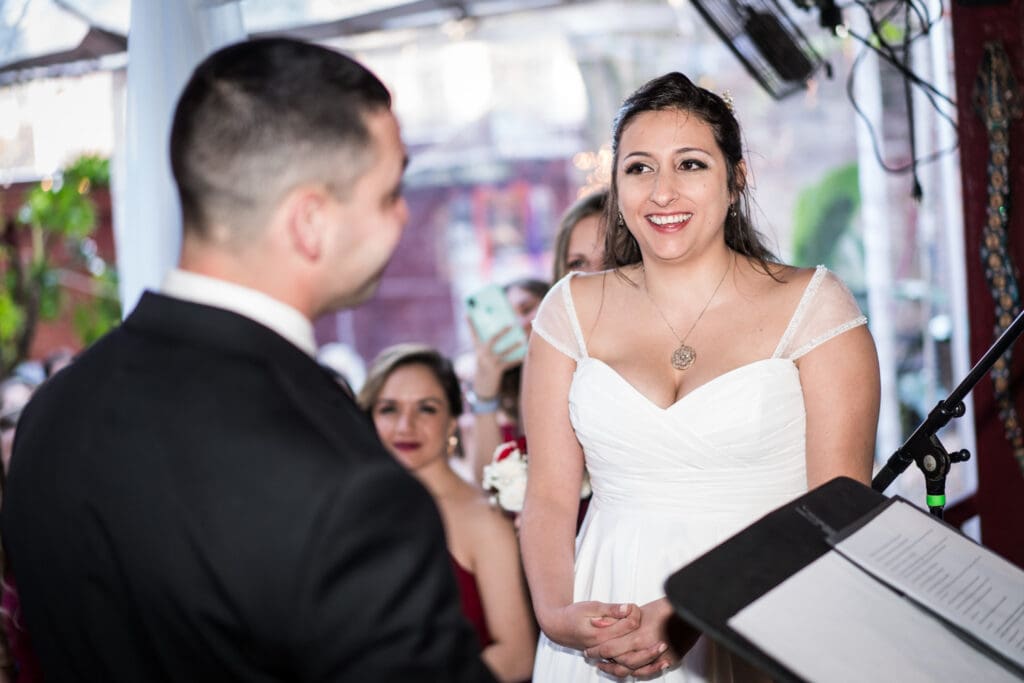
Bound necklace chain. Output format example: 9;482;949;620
642;254;733;371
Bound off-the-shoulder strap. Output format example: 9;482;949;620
773;266;867;361
531;273;588;362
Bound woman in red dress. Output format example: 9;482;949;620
359;344;536;682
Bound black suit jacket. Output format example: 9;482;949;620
2;293;495;683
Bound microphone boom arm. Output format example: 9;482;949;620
871;308;1024;517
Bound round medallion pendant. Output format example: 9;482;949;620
671;344;696;371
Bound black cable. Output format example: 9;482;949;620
853;0;924;85
902;0;923;200
912;0;942;34
788;0;959;182
845;25;958;131
851;0;953;101
844;26;955;105
904;0;933;35
845;46;958;175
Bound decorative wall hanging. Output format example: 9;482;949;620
973;41;1024;477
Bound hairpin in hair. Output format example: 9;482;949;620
720;90;734;113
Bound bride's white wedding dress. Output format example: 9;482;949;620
530;266;866;682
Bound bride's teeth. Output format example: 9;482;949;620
649;213;691;225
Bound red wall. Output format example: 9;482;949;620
951;0;1024;566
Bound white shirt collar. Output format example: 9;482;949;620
161;269;317;357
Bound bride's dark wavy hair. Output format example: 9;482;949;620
603;72;777;274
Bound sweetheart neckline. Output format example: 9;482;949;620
578;356;796;411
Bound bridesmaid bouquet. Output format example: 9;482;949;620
483;439;591;513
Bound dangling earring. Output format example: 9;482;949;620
617;212;626;228
447;434;459;457
729;204;737;218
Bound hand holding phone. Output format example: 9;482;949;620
465;284;528;364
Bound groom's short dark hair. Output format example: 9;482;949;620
169;38;392;239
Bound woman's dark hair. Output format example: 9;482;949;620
358;343;463;417
501;277;550;302
603;72;777;273
552;190;608;282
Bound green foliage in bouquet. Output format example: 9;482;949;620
0;154;121;377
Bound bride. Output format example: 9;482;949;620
519;72;880;681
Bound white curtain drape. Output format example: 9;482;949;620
113;0;245;314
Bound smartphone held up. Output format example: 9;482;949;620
465;284;528;363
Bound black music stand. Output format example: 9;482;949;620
664;477;1024;682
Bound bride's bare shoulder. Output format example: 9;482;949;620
568;266;639;296
745;260;816;293
567;266;639;320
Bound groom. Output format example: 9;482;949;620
2;38;494;682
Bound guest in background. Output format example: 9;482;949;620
463;278;549;486
505;278;548;339
552;190;608;282
0;377;42;682
42;348;75;380
0;378;34;474
360;344;536;682
10;363;43;389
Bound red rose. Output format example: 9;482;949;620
495;441;519;462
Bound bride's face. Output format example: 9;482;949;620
615;108;733;264
371;363;456;471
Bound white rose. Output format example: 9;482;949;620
497;474;527;512
483;452;528;512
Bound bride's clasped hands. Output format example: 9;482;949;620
539;600;637;650
584;598;697;679
543;598;695;679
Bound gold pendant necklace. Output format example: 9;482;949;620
643;254;733;371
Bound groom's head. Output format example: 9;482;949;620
169;38;409;315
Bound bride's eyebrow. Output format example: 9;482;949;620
622;146;711;160
674;146;711;155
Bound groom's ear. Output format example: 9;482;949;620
282;185;331;262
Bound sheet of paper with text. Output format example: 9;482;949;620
831;499;1024;668
727;500;1024;682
